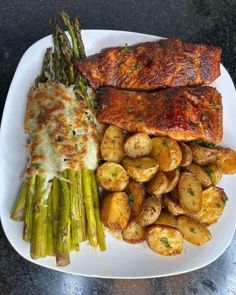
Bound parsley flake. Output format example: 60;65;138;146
190;227;196;234
160;237;172;248
187;188;195;196
128;194;134;207
122;43;131;53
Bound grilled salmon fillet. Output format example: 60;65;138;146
96;87;223;143
76;38;221;90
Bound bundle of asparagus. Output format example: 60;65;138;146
11;11;105;267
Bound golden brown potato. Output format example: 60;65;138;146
101;192;131;231
146;171;168;196
185;163;211;187
164;168;180;193
151;137;182;171
204;164;222;185
122;219;145;244
163;195;185;216
124;133;152;158
177;216;211;246
193;187;227;226
154;210;177;228
125;182;146;217
146;225;183;256
96;162;129;191
122;156;159;182
170;186;180;202
138;196;161;226
178;172;202;213
190;144;219;166
216;147;236;174
100;125;125;162
179;142;193;166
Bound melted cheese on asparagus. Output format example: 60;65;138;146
25;82;101;179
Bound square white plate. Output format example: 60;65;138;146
0;30;236;279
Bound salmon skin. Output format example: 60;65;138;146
76;38;221;90
96;86;222;144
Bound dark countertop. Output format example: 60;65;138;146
1;0;236;294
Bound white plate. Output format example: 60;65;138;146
0;30;236;279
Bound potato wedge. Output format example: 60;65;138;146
125;182;146;217
122;219;145;244
216;147;236;174
164;168;180;193
179;142;193;166
96;162;129;191
101;192;131;231
151;137;182;171
163;195;185;216
124;133;152;158
178;172;202;213
146;171;168;196
100;125;125;162
122;156;159;182
170;186;180;202
146;225;183;256
204;164;222;185
185;163;211;187
138;196;161;226
177;216;211;246
190;144;220;166
154;210;177;228
193;187;227;226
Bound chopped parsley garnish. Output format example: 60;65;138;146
127;107;133;113
162;139;169;147
187;188;195;196
111;172;117;177
122;43;131;53
55;135;63;142
215;203;222;208
191;140;216;148
117;60;125;67
135;163;143;168
111;139;116;145
205;167;213;178
190;227;196;234
160;237;172;248
133;62;141;70
128;194;134;207
222;194;228;204
33;163;41;169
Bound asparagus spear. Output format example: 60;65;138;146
23;175;36;241
11;181;28;221
82;168;98;247
74;16;86;59
35;47;53;86
91;172;106;251
47;191;54;256
52;177;60;242
76;170;86;241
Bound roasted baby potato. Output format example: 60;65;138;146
204;164;222;185
163;195;185;216
100;125;125;162
190;144;219;166
122;156;159;182
122;219;145;244
101;192;131;231
151;137;182;171
193;187;227;226
124;133;152;158
146;171;168;196
96;162;129;191
154;210;177;228
177;216;211;246
179;142;193;166
125;181;146;217
185;163;211;187
178;172;202;213
146;225;183;256
164;168;180;193
216;147;236;174
138;196;161;226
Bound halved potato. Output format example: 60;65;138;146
178;172;202;213
170;186;180;202
151;137;182;171
193;187;227;226
125;181;146;217
163;195;185;216
146;225;183;256
122;156;159;182
164;168;180;193
124;133;152;158
100;125;125;162
96;162;129;191
216;147;236;174
204;164;222;185
179;142;193;166
190;144;219;166
185;163;211;187
177;216;211;246
146;171;168;196
154;210;177;228
122;219;145;244
101;192;131;231
138;196;161;226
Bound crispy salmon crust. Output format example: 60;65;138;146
76;38;221;90
96;86;223;143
